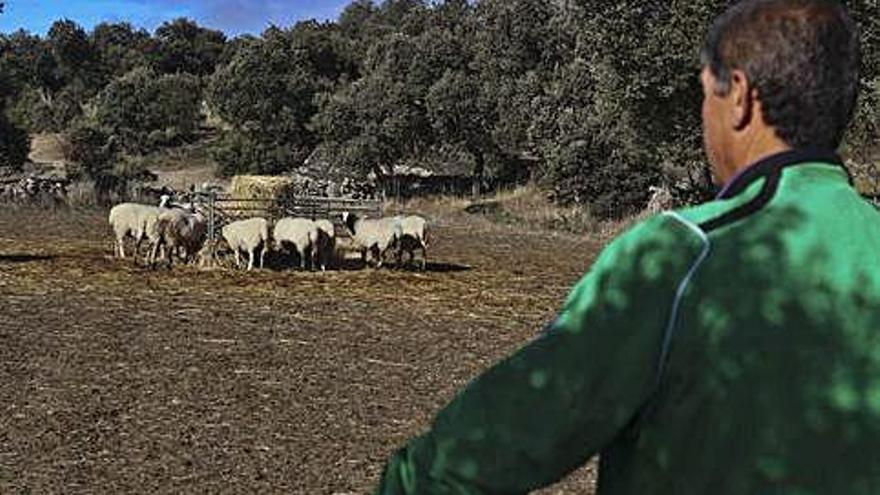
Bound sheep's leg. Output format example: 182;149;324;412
164;243;176;269
399;248;410;268
420;245;427;271
259;246;266;270
247;250;255;271
235;249;242;269
374;246;384;269
361;247;371;268
116;237;126;258
298;246;307;270
149;241;161;268
157;244;166;265
312;246;320;272
381;242;398;269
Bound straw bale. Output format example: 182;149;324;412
226;175;297;219
229;175;296;200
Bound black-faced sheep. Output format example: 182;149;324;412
341;212;402;269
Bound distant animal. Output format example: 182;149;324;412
148;208;207;268
108;203;164;259
273;217;320;270
143;200;197;263
342;212;402;269
393;215;429;270
221;217;271;271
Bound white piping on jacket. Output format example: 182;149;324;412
656;211;711;381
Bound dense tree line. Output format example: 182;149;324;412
0;0;29;169
1;0;878;214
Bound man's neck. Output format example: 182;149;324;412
723;132;792;183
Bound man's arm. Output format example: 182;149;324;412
376;214;708;494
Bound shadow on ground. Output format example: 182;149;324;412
0;254;55;264
237;252;472;273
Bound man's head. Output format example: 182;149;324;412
700;0;860;183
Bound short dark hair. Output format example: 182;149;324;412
701;0;860;149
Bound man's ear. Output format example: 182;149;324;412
729;69;754;130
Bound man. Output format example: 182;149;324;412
377;1;880;493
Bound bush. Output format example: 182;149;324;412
93;66;202;154
0;115;29;171
65;179;100;207
539;137;660;219
65;123;159;204
210;131;307;177
65;123;120;203
8;85;83;133
206;31;317;146
846;78;880;163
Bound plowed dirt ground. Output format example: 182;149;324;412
0;206;605;494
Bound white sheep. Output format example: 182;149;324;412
108;203;164;259
341;212;402;269
148;208;207;268
221;217;271;271
394;215;429;270
314;218;336;271
143;200;197;263
109;193;196;261
273;217;320;270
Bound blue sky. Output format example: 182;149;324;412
0;0;353;37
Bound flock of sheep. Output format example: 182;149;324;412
107;196;429;271
0;176;68;204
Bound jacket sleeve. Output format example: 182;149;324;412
375;215;707;494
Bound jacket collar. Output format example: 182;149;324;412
716;148;847;200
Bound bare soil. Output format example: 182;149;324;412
0;206;605;494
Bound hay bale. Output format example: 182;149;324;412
226;175;297;220
230;175;296;199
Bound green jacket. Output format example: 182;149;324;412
376;149;880;494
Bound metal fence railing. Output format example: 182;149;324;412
191;191;383;246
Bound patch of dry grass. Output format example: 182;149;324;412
385;183;642;243
140;140;224;190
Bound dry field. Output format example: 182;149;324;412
0;204;609;494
